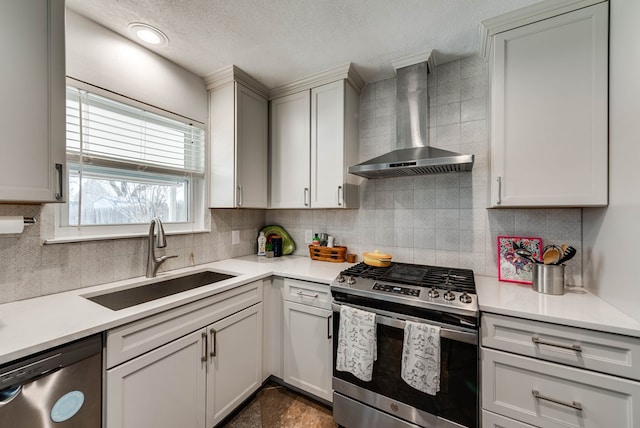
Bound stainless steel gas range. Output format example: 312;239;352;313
331;262;479;428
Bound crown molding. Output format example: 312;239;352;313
391;50;436;73
205;65;269;98
478;0;606;60
268;62;365;100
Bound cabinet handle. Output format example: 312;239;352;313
496;176;502;205
337;185;342;206
532;336;582;352
297;290;318;298
209;328;217;358
304;187;309;207
55;163;63;200
327;314;332;339
237;185;243;207
532;390;583;411
201;332;208;362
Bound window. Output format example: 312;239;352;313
54;85;206;240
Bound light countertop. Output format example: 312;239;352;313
0;255;349;365
1;256;638;366
475;275;640;337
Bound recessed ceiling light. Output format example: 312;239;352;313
127;22;169;47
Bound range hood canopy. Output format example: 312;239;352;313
349;51;474;179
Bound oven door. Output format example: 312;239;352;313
332;302;478;428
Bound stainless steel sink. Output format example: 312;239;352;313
86;271;236;310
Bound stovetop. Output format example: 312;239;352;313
331;262;478;318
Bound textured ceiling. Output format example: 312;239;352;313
66;0;541;88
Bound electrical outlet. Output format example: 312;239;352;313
305;229;312;243
232;230;240;245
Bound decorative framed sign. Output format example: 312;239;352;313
497;236;542;284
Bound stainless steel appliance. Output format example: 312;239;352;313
348;58;474;179
0;334;102;427
331;262;478;428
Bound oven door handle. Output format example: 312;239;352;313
332;303;477;346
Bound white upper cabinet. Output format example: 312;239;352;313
207;67;269;208
481;0;609;207
311;81;360;208
0;0;65;203
269;63;364;209
270;90;312;208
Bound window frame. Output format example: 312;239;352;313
47;79;209;244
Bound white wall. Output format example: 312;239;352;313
583;0;640;322
65;9;207;123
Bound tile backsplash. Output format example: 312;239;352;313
0;205;263;304
266;55;583;284
0;55;583;304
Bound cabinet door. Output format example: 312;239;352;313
206;303;263;427
490;2;608;207
236;83;268;208
106;330;206;428
482;348;640;428
482;410;536;428
270;91;311;208
311;81;345;208
0;0;65;202
283;300;333;402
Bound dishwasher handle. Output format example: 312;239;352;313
0;385;22;406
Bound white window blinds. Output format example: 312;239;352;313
66;87;205;176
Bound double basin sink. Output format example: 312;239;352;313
86;270;236;310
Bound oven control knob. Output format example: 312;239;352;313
459;292;472;304
443;290;456;301
346;276;356;285
427;288;440;299
336;274;345;283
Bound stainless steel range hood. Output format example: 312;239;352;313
349;54;474;179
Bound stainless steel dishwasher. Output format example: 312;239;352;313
0;334;102;427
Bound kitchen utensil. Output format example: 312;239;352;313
515;248;542;264
555;246;577;265
362;250;393;267
542;245;562;264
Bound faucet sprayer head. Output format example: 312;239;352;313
153;217;167;248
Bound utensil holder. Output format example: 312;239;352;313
532;264;565;295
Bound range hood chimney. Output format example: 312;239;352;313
349;52;474;179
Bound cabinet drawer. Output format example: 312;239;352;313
482;348;640;428
482;313;640;381
106;281;262;368
482;410;535;428
283;278;331;309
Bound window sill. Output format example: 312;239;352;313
43;228;211;245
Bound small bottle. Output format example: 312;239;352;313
257;231;266;256
327;235;335;248
312;233;320;246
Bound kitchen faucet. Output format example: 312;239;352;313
146;217;178;278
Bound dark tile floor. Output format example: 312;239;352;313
220;382;337;428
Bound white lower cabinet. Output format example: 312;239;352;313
206;304;263;427
482;410;535;428
480;313;640;428
482;347;640;427
283;301;333;401
106;330;206;428
105;281;263;428
282;279;333;402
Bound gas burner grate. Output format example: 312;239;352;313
340;262;476;294
340;262;390;279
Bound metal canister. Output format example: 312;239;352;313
532;264;565;295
